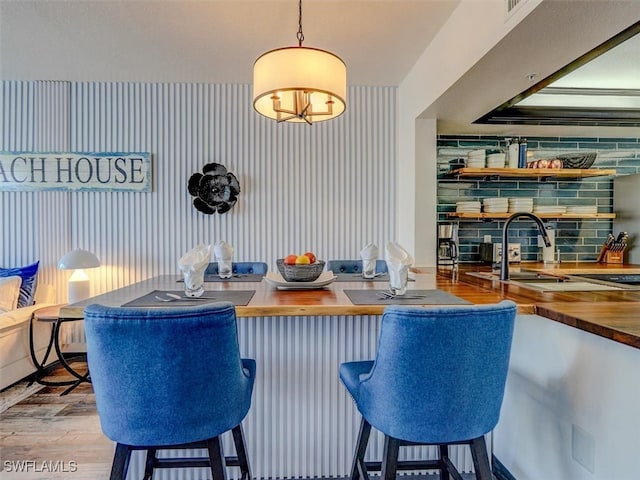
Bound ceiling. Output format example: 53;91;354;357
1;0;640;137
477;21;640;128
0;0;459;86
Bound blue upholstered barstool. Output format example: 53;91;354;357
84;302;256;480
327;260;388;274
205;261;268;275
340;301;516;480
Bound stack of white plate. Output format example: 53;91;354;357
482;197;509;213
456;201;482;213
486;153;506;168
566;205;597;214
467;149;486;168
508;198;534;213
533;205;567;215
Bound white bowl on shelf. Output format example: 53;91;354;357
467;161;486;168
533;206;567;214
566;205;597;214
486;153;506;168
468;149;486;157
483;207;509;213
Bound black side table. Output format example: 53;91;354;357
29;305;91;395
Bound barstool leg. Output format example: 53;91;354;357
109;443;132;480
142;448;157;480
380;435;400;480
350;417;372;480
469;436;492;480
232;424;252;480
439;444;451;480
206;436;227;480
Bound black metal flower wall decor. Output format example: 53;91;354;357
188;163;241;215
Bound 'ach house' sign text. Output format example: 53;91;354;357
0;152;151;192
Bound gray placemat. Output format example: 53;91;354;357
333;273;389;282
343;289;471;305
121;290;255;307
177;274;264;283
333;274;415;283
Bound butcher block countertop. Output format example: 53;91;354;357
60;263;640;351
432;263;640;350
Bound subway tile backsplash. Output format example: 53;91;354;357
437;135;640;263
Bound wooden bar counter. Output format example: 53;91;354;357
435;262;640;350
58;272;512;318
60;263;640;350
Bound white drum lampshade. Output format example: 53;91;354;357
253;46;346;124
252;0;346;124
58;249;100;304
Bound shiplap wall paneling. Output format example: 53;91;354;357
0;81;70;300
64;83;397;302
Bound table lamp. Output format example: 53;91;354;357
58;249;100;303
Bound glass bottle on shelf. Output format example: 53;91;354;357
518;138;528;168
508;139;519;168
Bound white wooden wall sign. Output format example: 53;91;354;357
0;152;151;192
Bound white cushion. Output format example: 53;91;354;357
0;276;21;313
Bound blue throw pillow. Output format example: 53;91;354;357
0;261;39;308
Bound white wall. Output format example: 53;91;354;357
495;314;640;480
397;0;543;266
1;81;398;303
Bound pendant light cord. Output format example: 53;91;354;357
297;0;304;46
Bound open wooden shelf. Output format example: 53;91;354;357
441;168;616;180
448;212;616;220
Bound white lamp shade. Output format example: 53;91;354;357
253;46;347;123
58;249;100;270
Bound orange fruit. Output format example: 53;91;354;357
284;254;298;265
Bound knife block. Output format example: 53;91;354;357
603;250;624;264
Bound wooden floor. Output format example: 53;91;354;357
0;361;114;479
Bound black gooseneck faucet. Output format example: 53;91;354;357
500;212;551;281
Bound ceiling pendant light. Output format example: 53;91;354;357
253;0;346;124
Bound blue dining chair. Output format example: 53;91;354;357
205;261;268;275
327;259;388;274
340;301;517;480
84;302;256;480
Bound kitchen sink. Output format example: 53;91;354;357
493;272;568;282
570;273;640;286
466;270;640;292
467;271;570;283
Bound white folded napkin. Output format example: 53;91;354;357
360;242;379;261
385;242;413;295
213;241;233;261
385;242;414;268
178;244;211;294
178;243;211;270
